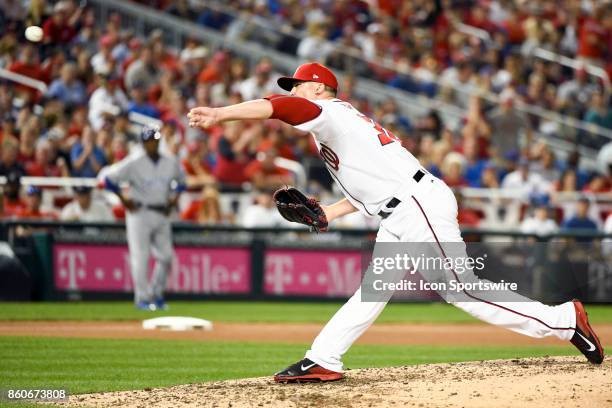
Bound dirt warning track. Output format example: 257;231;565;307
3;321;612;345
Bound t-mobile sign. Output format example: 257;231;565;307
53;244;251;294
264;249;363;297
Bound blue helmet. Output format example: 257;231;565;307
141;125;161;142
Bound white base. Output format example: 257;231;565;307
142;316;213;331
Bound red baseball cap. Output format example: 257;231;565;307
277;62;338;92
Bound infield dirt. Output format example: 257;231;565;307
60;356;610;408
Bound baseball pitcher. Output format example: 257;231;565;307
188;62;604;382
104;125;186;311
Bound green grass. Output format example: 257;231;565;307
0;302;603;404
2;301;612;324
0;336;577;395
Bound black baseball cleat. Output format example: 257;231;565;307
571;300;604;364
273;358;344;383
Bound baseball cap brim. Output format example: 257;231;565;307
277;77;305;92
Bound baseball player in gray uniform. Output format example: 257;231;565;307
104;125;186;311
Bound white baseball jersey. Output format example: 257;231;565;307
265;93;580;375
294;98;422;216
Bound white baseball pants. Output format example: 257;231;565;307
305;176;576;372
126;209;173;303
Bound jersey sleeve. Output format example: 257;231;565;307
103;158;132;192
263;94;323;130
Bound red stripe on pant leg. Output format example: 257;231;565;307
410;195;574;332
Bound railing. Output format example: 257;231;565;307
0;67;48;93
455;22;492;44
4;175;612;199
454;23;611;89
531;47;610;89
2;218;612;239
2;176;611;215
459;187;612;202
0;176;98;187
274;157;307;189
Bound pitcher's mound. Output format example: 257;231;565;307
64;356;611;408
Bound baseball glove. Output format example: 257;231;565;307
273;187;328;232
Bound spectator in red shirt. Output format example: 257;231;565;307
17;122;38;168
198;51;229;84
106;134;127;164
42;1;81;45
583;174;611;193
501;6;526;45
7;45;45;101
256;123;297;161
181;138;215;188
17;186;56;219
1;171;27;218
180;186;222;224
150;30;179;73
465;4;495;33
441;152;468;188
67;105;88;138
455;192;481;227
159;89;188;138
244;148;293;190
25;139;69;177
577;6;609;62
213;121;253;187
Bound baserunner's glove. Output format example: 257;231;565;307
273;186;328;232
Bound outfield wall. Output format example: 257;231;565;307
2;221;612;303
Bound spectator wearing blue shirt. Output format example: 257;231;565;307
197;9;232;30
70;126;107;178
127;82;160;119
379;98;412;134
463;137;487;187
562;198;598;241
46;62;87;108
478;163;500;188
584;92;612;131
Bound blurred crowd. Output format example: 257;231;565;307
0;0;610;235
183;0;612;139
